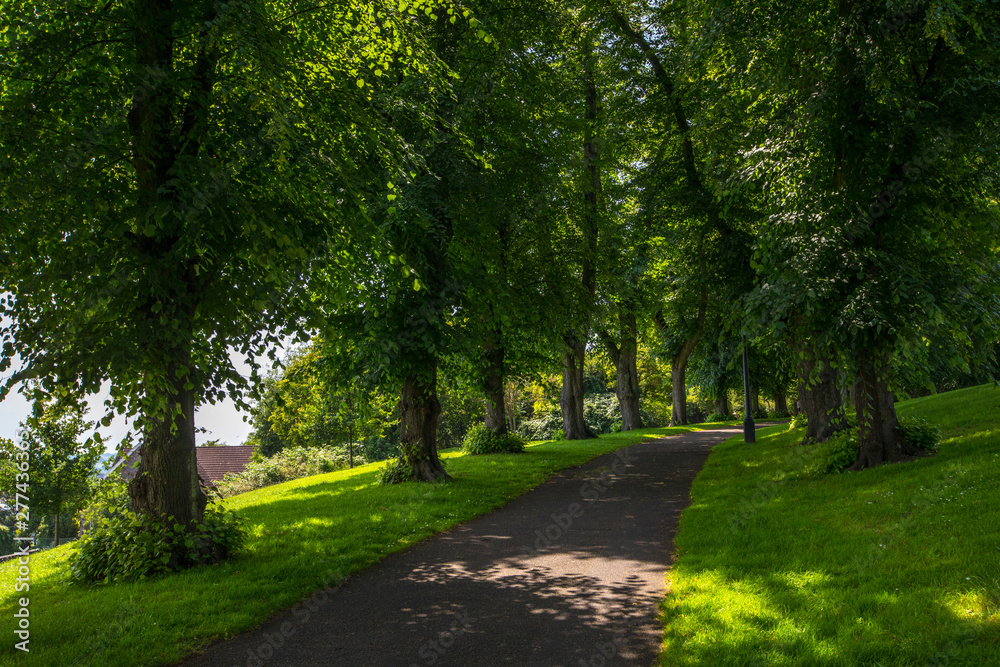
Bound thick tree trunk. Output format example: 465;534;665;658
774;392;788;416
561;336;596;439
484;330;508;435
128;359;206;527
670;354;691;426
849;352;911;469
714;392;729;417
398;361;450;482
615;311;644;432
54;514;60;548
797;342;848;442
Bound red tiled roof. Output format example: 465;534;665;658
195;446;254;485
113;445;254;487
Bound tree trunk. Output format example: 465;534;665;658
484;329;508;435
600;308;644;432
54;513;60;548
670;353;691;426
797;342;848;442
398;361;450;481
559;47;600;442
849;352;910;469
128;359;207;528
714;392;729;417
561;336;596;439
750;389;760;415
774;391;788;416
615;311;644;432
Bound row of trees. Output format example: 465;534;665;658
2;0;998;565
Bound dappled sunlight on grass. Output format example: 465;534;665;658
660;385;1000;666
0;424;700;666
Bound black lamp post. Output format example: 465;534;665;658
742;336;756;443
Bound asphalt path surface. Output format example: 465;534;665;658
181;426;745;667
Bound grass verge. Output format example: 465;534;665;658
660;385;1000;666
0;424;704;666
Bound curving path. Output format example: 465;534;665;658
181;426;745;667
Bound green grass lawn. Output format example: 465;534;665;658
660;385;1000;666
0;424;706;666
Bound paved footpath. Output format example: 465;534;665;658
182;426;744;667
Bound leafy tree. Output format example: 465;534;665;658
0;392;102;547
717;0;1000;465
0;0;448;537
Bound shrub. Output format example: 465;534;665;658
789;413;808;430
798;428;859;475
69;501;244;584
551;429;566;441
900;416;942;452
376;458;414;485
213;446;364;498
461;424;526;455
768;410;791;419
518;412;564;441
518;394;661;441
705;412;730;423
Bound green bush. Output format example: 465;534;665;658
798;428;859;475
461;424;527;454
69;501;244;584
900;416;942;452
376;458;415;485
705;412;730;423
789;413;808;430
517;394;661;440
551;429;566;441
213;445;364;498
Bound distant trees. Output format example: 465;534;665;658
0;393;102;547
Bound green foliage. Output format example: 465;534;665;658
810;428;861;475
789;413;808;430
900;416;942;453
245;342;396;458
0;392;102;544
519;393;661;440
438;387;486;450
213;446;364;499
518;412;565;441
460;424;526;455
69;503;244;585
376;458;416;485
551;429;567;441
705;412;730;423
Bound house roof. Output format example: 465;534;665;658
112;445;254;487
196;446;254;485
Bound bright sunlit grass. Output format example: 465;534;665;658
0;425;706;666
660;385;1000;666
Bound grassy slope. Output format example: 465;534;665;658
0;425;705;666
660;385;1000;666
